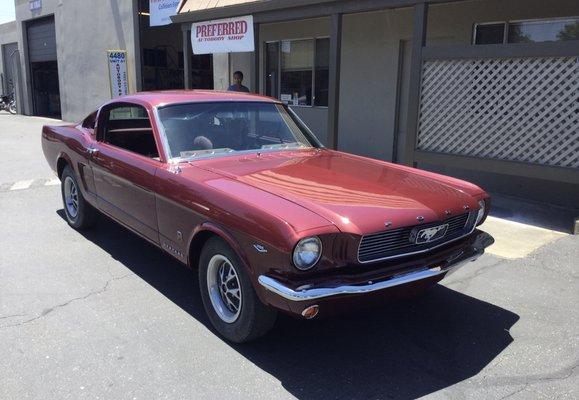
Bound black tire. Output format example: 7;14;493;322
60;165;97;230
199;236;277;343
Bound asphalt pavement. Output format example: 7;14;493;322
0;113;577;399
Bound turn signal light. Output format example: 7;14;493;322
301;305;319;319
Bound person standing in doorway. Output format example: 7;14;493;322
228;71;250;92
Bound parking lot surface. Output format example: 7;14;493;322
0;113;577;399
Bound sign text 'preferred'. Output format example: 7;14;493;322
191;15;254;54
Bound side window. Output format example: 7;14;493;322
82;111;97;130
99;104;159;159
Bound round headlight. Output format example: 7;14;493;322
476;200;486;225
292;237;322;270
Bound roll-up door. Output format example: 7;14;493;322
27;18;57;62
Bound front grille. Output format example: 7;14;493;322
358;212;476;263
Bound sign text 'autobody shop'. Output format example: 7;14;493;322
107;50;129;98
191;15;254;54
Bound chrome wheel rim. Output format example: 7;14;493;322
207;254;242;323
63;176;79;219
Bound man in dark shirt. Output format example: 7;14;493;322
227;71;250;92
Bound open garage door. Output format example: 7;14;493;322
27;16;61;118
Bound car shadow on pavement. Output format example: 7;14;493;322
59;210;520;400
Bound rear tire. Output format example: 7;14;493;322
8;101;16;114
61;165;96;230
199;237;277;343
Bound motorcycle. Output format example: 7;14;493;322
0;92;16;114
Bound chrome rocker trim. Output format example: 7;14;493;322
259;231;494;302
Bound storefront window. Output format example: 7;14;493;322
474;18;579;45
508;18;579;43
265;37;329;107
281;39;313;106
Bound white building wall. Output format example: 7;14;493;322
14;0;139;122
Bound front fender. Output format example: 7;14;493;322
189;221;254;274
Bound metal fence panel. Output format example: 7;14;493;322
417;56;578;169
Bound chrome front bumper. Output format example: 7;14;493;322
258;231;494;302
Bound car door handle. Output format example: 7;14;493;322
87;147;99;156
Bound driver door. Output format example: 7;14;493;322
91;102;161;244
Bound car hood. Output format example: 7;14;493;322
194;149;485;235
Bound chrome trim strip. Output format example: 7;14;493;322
356;212;477;264
258;267;449;301
260;231;493;302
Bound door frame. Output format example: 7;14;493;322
24;15;61;118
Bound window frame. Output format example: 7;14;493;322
264;36;330;109
95;101;165;162
81;111;97;131
473;16;579;45
472;21;508;45
153;100;324;163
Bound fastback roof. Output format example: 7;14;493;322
117;90;278;107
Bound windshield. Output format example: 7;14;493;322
157;102;317;160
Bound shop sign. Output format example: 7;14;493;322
107;50;129;98
149;0;180;27
29;0;41;11
191;15;254;54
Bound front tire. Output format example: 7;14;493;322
61;165;96;230
199;237;277;343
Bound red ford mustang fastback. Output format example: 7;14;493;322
42;90;493;342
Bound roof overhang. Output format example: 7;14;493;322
177;0;265;14
172;0;465;25
173;0;336;24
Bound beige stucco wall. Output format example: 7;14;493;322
339;0;579;163
15;0;139;121
340;8;413;161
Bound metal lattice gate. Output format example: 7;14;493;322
417;56;579;169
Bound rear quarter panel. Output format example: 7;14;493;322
41;123;98;206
